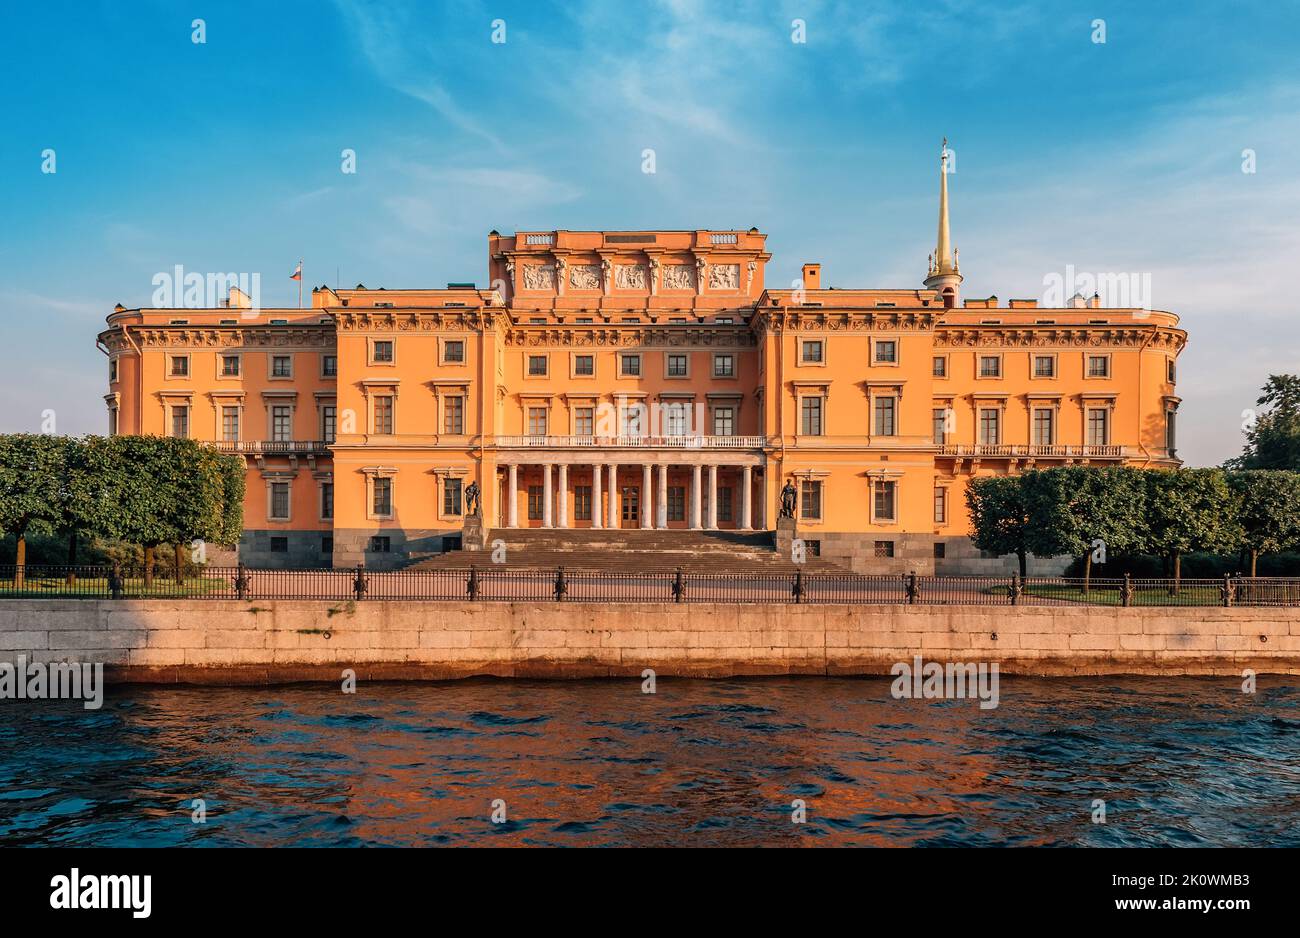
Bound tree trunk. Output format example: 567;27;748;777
1083;552;1092;595
1017;549;1027;579
14;535;26;589
1172;552;1182;595
1250;549;1259;578
66;531;78;586
174;543;185;586
143;545;155;588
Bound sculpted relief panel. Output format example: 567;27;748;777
662;264;694;291
708;263;740;290
614;264;648;290
569;264;601;290
522;264;556;291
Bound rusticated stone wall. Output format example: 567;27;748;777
1;600;1297;683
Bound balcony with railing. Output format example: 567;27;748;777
212;440;332;455
495;434;766;450
936;443;1126;458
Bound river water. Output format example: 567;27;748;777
2;676;1298;847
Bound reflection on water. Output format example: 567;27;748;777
1;676;1298;846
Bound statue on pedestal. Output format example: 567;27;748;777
464;480;481;517
779;480;797;519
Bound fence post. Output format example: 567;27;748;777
907;571;919;605
672;567;685;604
1121;573;1133;607
467;566;480;601
234;562;250;601
109;563;124;600
353;564;368;601
791;570;805;604
553;566;567;602
1009;574;1021;606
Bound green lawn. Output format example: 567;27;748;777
1022;583;1223;606
0;575;229;599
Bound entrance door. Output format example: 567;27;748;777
621;486;640;523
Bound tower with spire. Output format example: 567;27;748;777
924;137;963;308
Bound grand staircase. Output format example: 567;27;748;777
406;528;851;574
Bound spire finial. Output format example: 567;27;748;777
924;137;963;306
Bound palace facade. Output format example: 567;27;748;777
98;150;1186;573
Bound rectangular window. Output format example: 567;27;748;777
222;406;240;442
1087;355;1110;378
443;340;465;363
873;396;897;436
575;485;592;521
1032;408;1055;446
527;354;548;376
221;355;240;376
169;356;189;377
373;396;394;434
271;405;292;442
322;405;336;443
713;354;734;377
978;355;1001;378
620;354;641;377
664;404;689;436
109;359;118;382
369;536;391;553
801;340;824;364
372;478;393;517
979;408;1000;445
528;485;543;521
270;482;290;520
373;340;394;363
801;397;823;436
270;536;288;553
1087;408;1110;446
934;487;947;524
800;480;822;520
320;482;334;520
874;540;895;558
171;405;189;438
667;486;686;521
444;396;464;434
934;542;946;559
575;406;594;436
713;407;734;436
1033;355;1056;378
718;487;733;522
932;408;947;445
874;481;897;522
527;407;547;436
667;354;688;377
932;356;947;378
622;406;643;436
321;355;338;377
272;355;292;377
574;354;594;376
443;478;463;517
1167;359;1177;383
874;340;897;364
1165;409;1177;453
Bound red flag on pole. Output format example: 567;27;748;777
290;261;302;281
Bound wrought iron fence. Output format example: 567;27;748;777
1;564;1297;607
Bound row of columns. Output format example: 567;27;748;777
504;463;755;530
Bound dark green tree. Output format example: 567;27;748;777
1226;470;1300;576
0;434;68;586
1228;374;1300;470
965;475;1032;578
1145;468;1242;591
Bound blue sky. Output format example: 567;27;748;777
1;0;1297;466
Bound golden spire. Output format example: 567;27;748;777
935;137;955;275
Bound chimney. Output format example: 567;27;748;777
801;263;821;290
1089;292;1101;309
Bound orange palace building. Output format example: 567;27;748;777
98;152;1186;573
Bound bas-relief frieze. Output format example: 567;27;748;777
569;265;601;291
522;264;556;291
614;265;648;290
707;263;740;290
662;265;694;291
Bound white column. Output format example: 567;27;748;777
641;464;652;528
657;464;668;529
592;463;602;529
557;464;568;528
742;465;753;530
608;464;619;528
691;465;702;530
508;464;518;528
543;463;553;528
707;465;718;530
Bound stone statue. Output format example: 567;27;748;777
464;480;481;517
779;480;797;518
